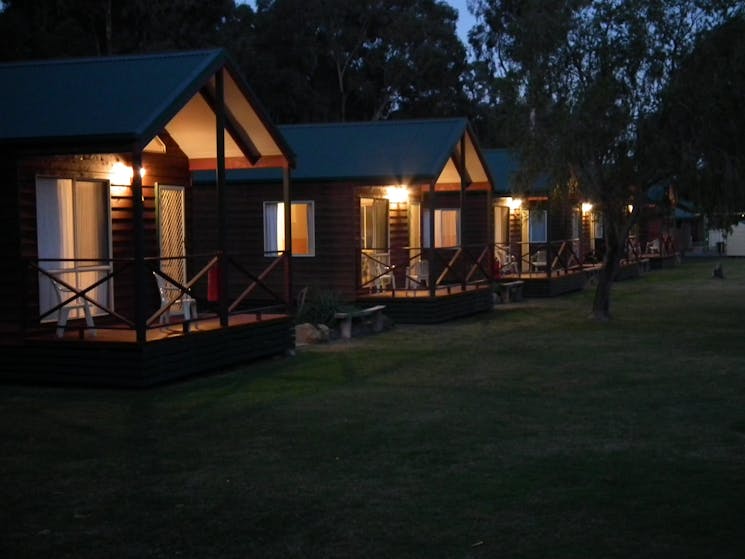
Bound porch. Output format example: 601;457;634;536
494;240;592;297
3;313;292;388
358;284;494;324
4;253;293;387
357;244;495;323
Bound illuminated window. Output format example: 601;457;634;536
528;209;547;243
263;201;315;256
423;208;460;248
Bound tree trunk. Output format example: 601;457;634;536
592;242;620;320
592;213;623;320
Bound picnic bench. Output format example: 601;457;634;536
496;280;524;304
334;305;386;339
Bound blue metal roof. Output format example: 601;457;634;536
483;148;551;195
194;118;482;185
0;49;292;164
483;149;520;194
1;50;223;148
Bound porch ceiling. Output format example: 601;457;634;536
170;70;288;169
434;133;491;190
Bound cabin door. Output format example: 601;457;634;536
522;208;548;272
157;185;186;286
360;197;390;288
36;177;112;321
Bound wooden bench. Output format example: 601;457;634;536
496;280;525;303
334;305;386;339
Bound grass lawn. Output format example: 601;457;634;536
2;257;745;558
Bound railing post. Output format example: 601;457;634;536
132;150;147;343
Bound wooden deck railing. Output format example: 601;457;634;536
27;251;289;338
359;244;494;295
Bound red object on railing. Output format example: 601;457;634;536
207;266;220;302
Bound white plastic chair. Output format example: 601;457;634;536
405;259;429;289
531;250;547;272
153;272;197;324
499;253;518;275
50;275;95;338
373;261;396;291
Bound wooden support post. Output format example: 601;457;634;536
427;182;436;298
487;179;494;282
459;136;466;290
215;68;228;327
283;165;292;309
132;150;147;343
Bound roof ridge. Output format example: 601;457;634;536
0;49;223;69
279;117;467;131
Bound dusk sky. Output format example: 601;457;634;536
446;0;477;44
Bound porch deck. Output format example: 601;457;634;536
498;267;593;297
2;312;293;388
357;283;494;324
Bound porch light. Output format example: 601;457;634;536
581;202;593;214
507;197;523;210
109;162;146;185
627;204;634;214
386;186;409;205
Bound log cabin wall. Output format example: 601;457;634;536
461;191;489;247
508;205;523;270
389;192;410;287
12;134;190;334
190;179;362;305
548;198;579;257
0;156;22;341
581;210;593;260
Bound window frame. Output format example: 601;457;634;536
423;207;461;249
528;209;548;244
263;200;316;257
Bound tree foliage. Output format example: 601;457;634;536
658;13;745;228
0;0;235;58
469;0;745;318
0;0;470;124
244;0;470;122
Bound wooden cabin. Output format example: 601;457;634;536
636;183;682;268
194;119;495;324
485;149;594;297
0;50;295;387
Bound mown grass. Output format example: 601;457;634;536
2;258;745;558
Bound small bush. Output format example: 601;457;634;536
295;288;347;325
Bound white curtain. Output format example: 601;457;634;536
36;178;109;320
36;178;74;317
423;209;459;248
264;202;285;255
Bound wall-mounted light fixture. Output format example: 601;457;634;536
386;185;409;206
109;161;146;185
581;202;593;214
507;197;523;210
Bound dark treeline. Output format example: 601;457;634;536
0;0;511;144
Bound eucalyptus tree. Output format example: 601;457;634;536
657;13;745;230
469;0;742;319
0;0;236;59
247;0;468;123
